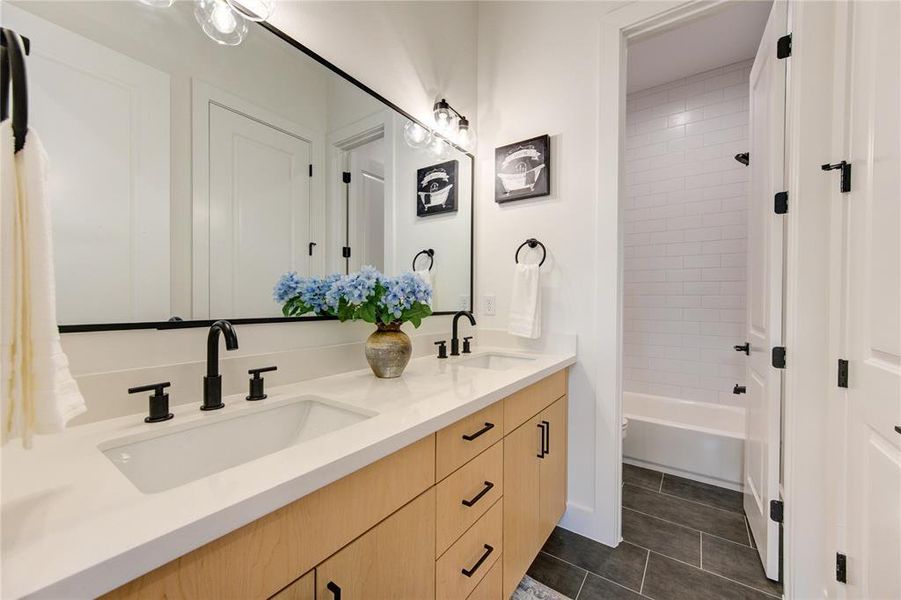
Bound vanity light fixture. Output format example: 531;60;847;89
431;98;476;153
140;0;271;46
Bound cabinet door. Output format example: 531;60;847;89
316;488;436;600
502;414;542;598
539;396;568;543
271;570;314;600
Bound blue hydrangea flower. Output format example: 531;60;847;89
326;265;383;308
273;272;303;304
380;272;432;319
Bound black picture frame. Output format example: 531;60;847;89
417;160;458;217
495;134;551;203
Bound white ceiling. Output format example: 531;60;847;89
627;1;773;93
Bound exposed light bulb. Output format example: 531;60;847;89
227;0;274;21
432;99;456;135
427;136;450;160
456;117;476;153
195;0;248;46
211;1;237;33
403;121;432;149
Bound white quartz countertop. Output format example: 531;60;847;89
1;346;575;599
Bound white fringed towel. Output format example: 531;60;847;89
1;123;86;448
507;263;541;339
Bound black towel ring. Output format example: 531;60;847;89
515;238;547;267
412;248;435;271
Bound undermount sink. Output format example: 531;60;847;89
455;352;536;371
100;397;373;493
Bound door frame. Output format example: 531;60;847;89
325;110;394;276
191;79;323;318
605;1;840;597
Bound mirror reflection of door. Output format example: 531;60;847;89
345;137;385;274
207;104;312;318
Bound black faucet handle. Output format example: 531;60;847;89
128;382;173;423
128;381;171;395
247;366;277;401
462;336;473;354
248;366;277;377
435;340;448;359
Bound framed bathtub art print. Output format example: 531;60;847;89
417;160;458;217
495;134;551;202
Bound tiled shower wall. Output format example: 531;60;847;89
622;60;751;407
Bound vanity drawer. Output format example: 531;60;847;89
503;370;566;434
436;401;504;480
436;499;503;600
436;440;504;556
465;558;502;600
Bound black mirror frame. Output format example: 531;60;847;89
59;21;474;334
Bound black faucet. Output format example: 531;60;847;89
451;310;476;356
202;320;239;411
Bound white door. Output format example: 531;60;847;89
208;104;312;318
347;137;386;272
744;0;787;581
838;1;901;596
3;4;170;324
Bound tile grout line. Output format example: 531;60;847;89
639;548;650;594
699;532;704;570
626;481;746;517
626;546;782;599
573;571;588;600
537;550;643;595
623;506;752;548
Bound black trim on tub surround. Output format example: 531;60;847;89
59;20;475;334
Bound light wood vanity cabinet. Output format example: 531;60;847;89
104;368;568;600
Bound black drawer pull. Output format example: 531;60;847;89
326;581;341;599
537;422;546;458
542;420;550;455
462;422;494;441
461;544;494;577
462;481;495;507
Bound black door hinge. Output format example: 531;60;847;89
769;499;784;523
837;359;849;388
342;246;351;259
777;34;792;59
772;346;786;369
821;161;852;193
342;171;351;184
774;191;788;214
836;553;847;583
308;164;313;177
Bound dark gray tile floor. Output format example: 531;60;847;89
524;464;783;599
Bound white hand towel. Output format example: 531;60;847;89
507;263;541;339
1;123;86;448
415;269;433;306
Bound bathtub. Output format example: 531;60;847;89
622;392;746;491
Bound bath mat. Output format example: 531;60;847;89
512;575;574;600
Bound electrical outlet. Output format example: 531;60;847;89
483;294;496;316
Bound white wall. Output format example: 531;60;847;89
56;1;478;418
476;1;623;545
623;60;751;407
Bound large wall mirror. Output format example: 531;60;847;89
4;1;473;330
